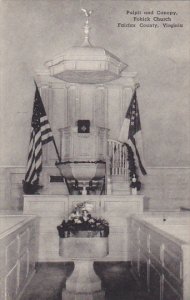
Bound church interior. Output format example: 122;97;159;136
0;1;190;300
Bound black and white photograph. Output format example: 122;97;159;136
0;0;190;299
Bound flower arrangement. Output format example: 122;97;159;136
57;202;109;238
125;144;141;191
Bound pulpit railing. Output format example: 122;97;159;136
105;139;128;194
107;139;128;176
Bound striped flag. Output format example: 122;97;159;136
119;90;147;175
23;82;53;191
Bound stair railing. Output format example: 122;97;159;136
107;139;128;177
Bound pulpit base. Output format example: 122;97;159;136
62;289;105;300
62;260;105;299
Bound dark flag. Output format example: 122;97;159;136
23;82;53;193
119;90;147;175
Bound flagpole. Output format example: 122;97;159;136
52;137;62;162
34;80;62;163
132;83;140;96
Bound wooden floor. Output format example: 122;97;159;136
20;262;151;300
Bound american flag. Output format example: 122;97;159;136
119;90;147;175
24;82;53;186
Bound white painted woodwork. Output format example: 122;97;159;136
45;40;127;84
1;166;190;211
107;139;128;177
0;215;38;300
111;175;130;195
65;84;109;128
36;72;138;151
130;213;190;300
23;194;144;262
57;126;108;182
59;126;108;161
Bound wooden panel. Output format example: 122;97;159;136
38;232;61;262
0;277;5;300
74;134;95;158
149;240;161;265
0;247;6;279
94;87;105;127
98;130;105;157
5;264;18;300
24;196;68;217
67;86;76;126
19;251;29;290
52;87;67;129
164;249;182;282
19;229;29;255
6;237;19;273
80;86;93;121
130;215;190;300
10;173;24;210
149;264;161;300
108;232;126;254
39;216;63;233
107;87;122;140
0;216;37;300
28;239;36;274
38;232;59;253
139;260;148;289
139;229;149;252
62;133;70;158
102;197;143;216
163;279;182;300
28;224;36;241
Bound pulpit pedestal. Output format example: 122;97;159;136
59;237;108;300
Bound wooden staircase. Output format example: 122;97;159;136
106;139;130;195
111;175;130;195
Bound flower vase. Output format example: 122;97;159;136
131;187;137;195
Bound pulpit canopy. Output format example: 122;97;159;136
45;9;127;84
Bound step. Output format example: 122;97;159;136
108;175;131;195
111;175;128;182
112;181;130;195
112;190;130;195
112;182;130;189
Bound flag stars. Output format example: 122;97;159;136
24;84;53;185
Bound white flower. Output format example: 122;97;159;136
69;213;76;219
76;219;82;224
89;218;95;223
85;203;93;212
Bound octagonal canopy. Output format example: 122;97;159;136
45;9;127;84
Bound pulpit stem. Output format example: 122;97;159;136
62;260;105;300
